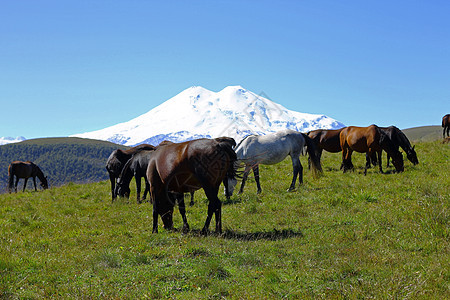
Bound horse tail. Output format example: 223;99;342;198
8;164;14;192
301;133;323;177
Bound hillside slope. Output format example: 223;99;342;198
0;137;126;192
402;125;443;142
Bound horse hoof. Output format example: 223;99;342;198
287;187;295;192
257;189;262;194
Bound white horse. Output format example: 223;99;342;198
227;129;322;196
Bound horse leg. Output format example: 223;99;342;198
176;193;190;232
23;178;28;192
143;180;150;202
135;175;142;204
377;151;384;174
288;156;302;191
202;187;222;235
14;177;19;193
238;165;252;195
342;148;353;172
253;165;262;194
32;176;37;191
386;153;391;167
109;173;116;202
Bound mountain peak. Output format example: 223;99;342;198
73;86;345;146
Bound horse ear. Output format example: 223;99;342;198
412;145;415;150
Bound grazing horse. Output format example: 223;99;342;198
228;129;322;196
106;144;155;202
115;148;196;205
115;150;155;203
8;161;48;193
379;126;418;167
340;125;404;175
146;138;237;234
307;128;346;167
443;114;450;138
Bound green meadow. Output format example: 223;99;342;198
1;140;448;299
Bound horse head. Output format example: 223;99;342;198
40;176;49;190
226;177;238;197
115;178;130;198
391;151;404;173
406;145;419;165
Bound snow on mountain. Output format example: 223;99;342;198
72;86;345;146
0;136;26;146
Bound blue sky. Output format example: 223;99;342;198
1;0;449;139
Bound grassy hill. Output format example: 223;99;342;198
0;140;448;298
0;137;126;193
402;125;443;142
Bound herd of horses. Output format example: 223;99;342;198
8;114;450;234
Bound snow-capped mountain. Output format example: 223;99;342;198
0;136;26;146
73;86;345;146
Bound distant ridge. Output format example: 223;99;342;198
402;126;442;142
73;85;345;146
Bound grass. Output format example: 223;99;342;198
0;141;448;299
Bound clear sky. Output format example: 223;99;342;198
1;0;449;139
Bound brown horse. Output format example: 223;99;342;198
8;161;49;193
307;128;346;167
146;138;237;234
106;144;155;202
442;114;450;138
340;125;404;175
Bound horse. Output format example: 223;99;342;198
340;125;404;175
115;150;155;204
378;126;418;167
114;148;197;205
106;144;155;202
307;128;345;167
443;114;450;138
8;161;49;193
146;138;237;234
227;129;322;196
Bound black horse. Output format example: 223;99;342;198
115;150;155;203
443;114;450;138
106;144;155;202
368;126;418;167
8;161;49;193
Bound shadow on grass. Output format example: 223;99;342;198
173;228;304;241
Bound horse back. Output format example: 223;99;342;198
443;114;450;127
341;125;381;153
149;139;234;193
8;161;33;178
317;128;344;152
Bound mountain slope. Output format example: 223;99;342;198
0;137;126;192
73;86;345;146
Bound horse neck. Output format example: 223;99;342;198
396;130;412;152
33;166;45;181
118;159;135;186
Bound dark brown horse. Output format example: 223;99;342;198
106;144;155;202
374;126;418;167
115;149;155;203
146;138;237;234
307;128;346;167
8;161;48;193
340;125;404;175
442;114;450;138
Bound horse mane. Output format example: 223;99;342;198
117;156;135;186
234;134;257;150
